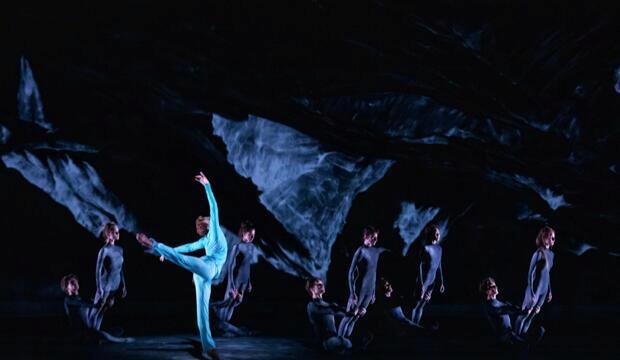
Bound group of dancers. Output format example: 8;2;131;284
306;225;555;354
60;170;556;359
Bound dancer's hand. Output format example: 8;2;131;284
135;233;153;248
159;255;165;262
424;291;432;301
122;287;127;298
194;171;209;186
535;306;541;314
229;288;239;299
440;285;445;293
547;292;552;303
358;307;367;316
346;295;357;312
525;307;533;315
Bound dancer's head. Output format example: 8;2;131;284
196;216;210;236
239;220;256;243
101;222;120;244
306;278;325;299
479;277;498;300
379;277;393;297
423;224;441;244
61;274;80;296
536;226;556;249
362;226;379;247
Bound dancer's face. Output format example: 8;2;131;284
196;219;210;236
383;281;393;297
544;231;556;249
486;281;498;300
363;232;378;247
241;229;255;243
431;228;441;244
66;279;79;296
310;280;325;297
105;225;120;244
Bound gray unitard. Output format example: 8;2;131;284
213;242;256;335
93;244;126;330
307;299;352;352
411;243;444;324
515;248;554;335
338;246;386;338
64;295;132;343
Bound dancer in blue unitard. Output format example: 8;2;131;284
136;171;227;360
338;226;387;338
212;220;257;336
410;224;445;325
306;278;352;353
515;226;556;336
92;222;127;331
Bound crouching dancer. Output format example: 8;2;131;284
306;278;352;353
60;274;133;343
479;277;543;348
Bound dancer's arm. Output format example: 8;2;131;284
95;248;106;302
120;268;127;298
348;247;362;300
439;250;445;293
227;244;240;294
547;251;553;302
527;250;542;301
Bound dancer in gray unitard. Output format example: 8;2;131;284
93;222;127;330
61;274;133;343
338;226;387;338
479;277;532;346
411;224;445;325
212;221;257;336
515;226;556;336
306;278;352;353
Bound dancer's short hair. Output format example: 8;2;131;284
305;278;323;295
362;226;379;238
60;274;79;294
196;216;210;225
423;223;440;239
238;220;255;238
536;226;555;248
101;222;118;242
479;277;496;295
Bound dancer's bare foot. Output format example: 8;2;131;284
203;348;221;360
135;233;153;248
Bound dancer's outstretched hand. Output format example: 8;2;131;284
194;171;209;186
136;233;153;248
547;292;552;303
159;256;165;262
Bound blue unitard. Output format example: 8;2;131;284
150;183;227;352
515;248;554;335
411;243;444;325
338;246;386;338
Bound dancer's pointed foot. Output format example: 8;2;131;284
203;348;221;360
136;233;153;248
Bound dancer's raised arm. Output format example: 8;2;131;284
195;171;220;230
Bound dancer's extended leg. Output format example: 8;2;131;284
152;241;218;280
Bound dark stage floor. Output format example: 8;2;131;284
3;333;619;359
